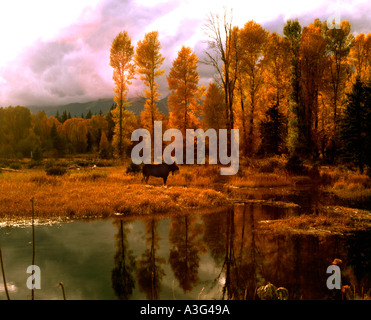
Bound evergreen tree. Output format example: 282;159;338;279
32;145;43;162
259;104;287;156
86;110;93;119
105;109;116;142
50;123;65;157
61;110;68;123
55;111;61;122
86;131;93;152
99;131;112;159
340;77;370;172
365;81;371;171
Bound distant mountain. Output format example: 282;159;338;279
29;96;169;117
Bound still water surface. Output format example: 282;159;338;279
0;203;370;300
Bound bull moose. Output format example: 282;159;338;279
142;163;179;185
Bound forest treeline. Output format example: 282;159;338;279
1;17;371;172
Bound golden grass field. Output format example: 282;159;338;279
1;156;371;234
0;165;229;220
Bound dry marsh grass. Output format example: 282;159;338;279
1;157;371;228
0;167;229;221
230;172;293;188
322;169;371;207
258;206;371;236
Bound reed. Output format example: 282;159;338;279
58;282;66;300
0;248;10;300
31;197;35;301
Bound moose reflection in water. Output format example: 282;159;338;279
108;204;371;300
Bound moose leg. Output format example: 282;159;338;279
163;174;168;186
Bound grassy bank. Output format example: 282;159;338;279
0;166;229;221
258;206;371;236
1;156;371;231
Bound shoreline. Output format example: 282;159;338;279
2;199;371;237
1;163;371;235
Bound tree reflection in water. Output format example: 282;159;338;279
111;219;136;300
169;214;205;293
109;205;371;300
200;204;367;300
202;205;262;299
136;218;165;299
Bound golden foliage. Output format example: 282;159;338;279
109;30;135;108
135;31;165;134
167;46;201;134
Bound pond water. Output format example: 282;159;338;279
0;203;370;300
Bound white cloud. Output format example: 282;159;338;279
0;0;370;107
0;0;101;67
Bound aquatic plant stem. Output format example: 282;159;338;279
31;197;35;301
0;248;10;300
58;282;66;300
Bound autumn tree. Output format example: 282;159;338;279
350;33;371;83
239;21;268;155
263;32;291;113
60;118;89;153
0;106;32;157
202;82;226;130
323;20;354;128
99;131;112;159
283;19;302;156
298;21;328;157
135;31;165;143
111;105;138;158
204;9;239;137
88;114;109;151
168;46;200;134
32;111;57;151
110;30;135;156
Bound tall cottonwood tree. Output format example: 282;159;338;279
299;21;328;157
110;30;135;157
135;31;165;140
283;19;302;155
323;20;354;128
263;32;291;112
202;82;226;130
204;9;239;136
167;46;200;153
350;33;371;82
239;21;268;155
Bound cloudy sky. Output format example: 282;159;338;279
0;0;370;107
